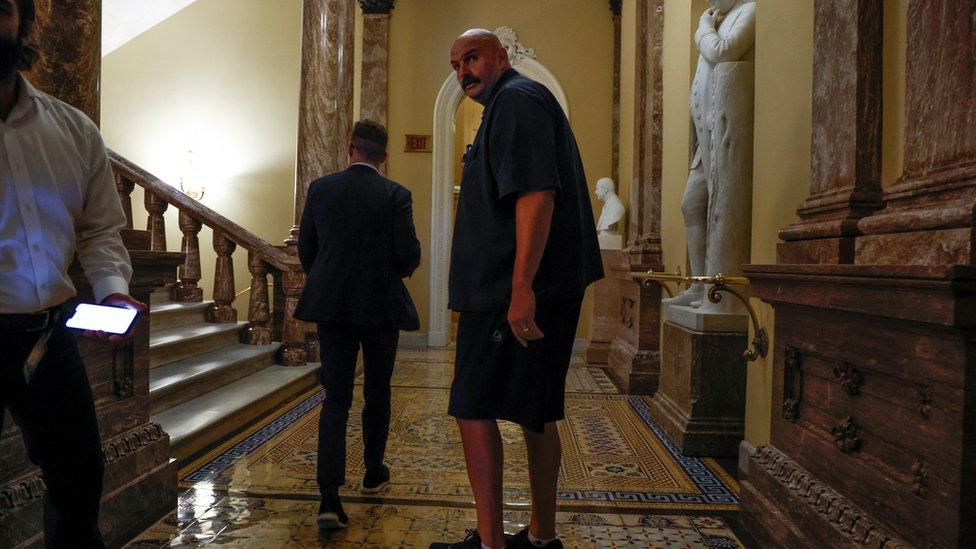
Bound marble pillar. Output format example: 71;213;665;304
625;0;665;270
604;0;665;395
610;0;622;185
359;0;394;127
25;0;101;125
854;0;976;265
292;0;356;231
777;0;884;264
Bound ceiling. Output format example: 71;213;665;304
102;0;199;56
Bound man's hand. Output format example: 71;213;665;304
83;293;147;344
700;8;720;30
508;283;543;347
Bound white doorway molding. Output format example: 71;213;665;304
427;54;568;347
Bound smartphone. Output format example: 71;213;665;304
65;303;139;335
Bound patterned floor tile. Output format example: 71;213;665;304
126;492;744;548
181;388;737;511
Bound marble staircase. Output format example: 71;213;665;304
148;294;317;462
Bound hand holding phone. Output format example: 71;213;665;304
65;294;146;343
66;303;139;336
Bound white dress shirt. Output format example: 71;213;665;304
0;76;131;313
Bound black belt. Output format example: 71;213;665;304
0;307;60;332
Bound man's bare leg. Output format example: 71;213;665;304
522;422;561;540
457;418;506;548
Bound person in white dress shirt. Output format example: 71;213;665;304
0;1;145;546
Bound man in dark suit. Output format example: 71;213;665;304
295;120;421;530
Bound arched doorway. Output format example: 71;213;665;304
427;57;569;347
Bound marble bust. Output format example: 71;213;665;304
595;177;624;249
664;0;755;317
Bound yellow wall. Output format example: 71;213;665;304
744;0;815;446
659;0;699;275
882;0;907;187
385;0;615;336
101;0;303;314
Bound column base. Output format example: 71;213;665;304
606;339;660;395
777;237;855;264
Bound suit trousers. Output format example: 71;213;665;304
315;322;398;497
1;322;105;548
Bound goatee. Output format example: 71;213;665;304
0;35;24;80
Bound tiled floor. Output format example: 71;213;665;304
128;349;747;547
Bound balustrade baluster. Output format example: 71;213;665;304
172;210;204;302
211;230;238;322
114;172;134;229
246;252;272;344
278;270;307;365
144;190;167;251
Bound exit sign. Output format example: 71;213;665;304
404;134;432;152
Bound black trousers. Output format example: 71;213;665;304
315;322;398;497
1;322;105;548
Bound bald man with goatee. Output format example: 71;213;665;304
430;29;602;549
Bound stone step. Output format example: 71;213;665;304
149;300;213;332
149;343;281;415
153;364;319;462
149;321;246;368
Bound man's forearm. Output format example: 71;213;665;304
512;190;555;290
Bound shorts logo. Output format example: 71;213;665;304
490;329;504;342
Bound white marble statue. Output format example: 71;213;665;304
596;177;624;249
664;0;755;317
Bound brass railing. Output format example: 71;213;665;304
633;270;769;361
109;151;310;366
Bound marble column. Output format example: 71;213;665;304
777;0;884;264
626;0;664;270
610;0;621;185
25;0;101;125
292;0;356;233
603;0;665;394
359;0;394;127
853;0;976;265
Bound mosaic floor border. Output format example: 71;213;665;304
180;390;738;512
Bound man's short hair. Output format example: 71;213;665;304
351;120;388;162
16;0;39;71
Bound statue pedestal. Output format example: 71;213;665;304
649;304;747;456
585;250;628;365
598;232;623;249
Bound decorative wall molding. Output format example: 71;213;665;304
428;30;568;347
0;474;45;518
831;416;862;453
0;422;165;518
752;445;908;547
832;362;862;396
358;0;395;14
783;346;803;422
494;26;536;64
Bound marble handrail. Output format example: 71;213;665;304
108;150;300;272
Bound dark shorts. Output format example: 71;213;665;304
448;297;583;433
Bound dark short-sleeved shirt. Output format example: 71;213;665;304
448;69;604;311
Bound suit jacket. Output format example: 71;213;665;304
294;164;421;330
